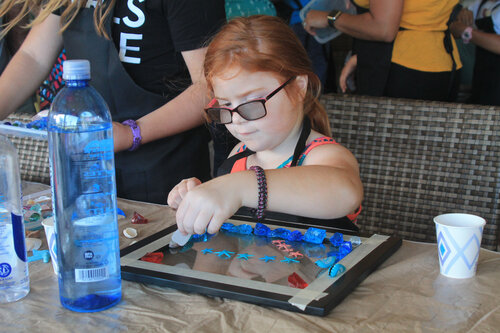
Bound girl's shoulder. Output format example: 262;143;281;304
301;131;357;167
305;130;339;148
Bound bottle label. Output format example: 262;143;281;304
75;266;109;283
12;213;26;262
48;126;119;287
0;197;26;264
0;263;12;278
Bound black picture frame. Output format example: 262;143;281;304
120;216;401;316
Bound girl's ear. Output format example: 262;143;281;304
295;75;308;101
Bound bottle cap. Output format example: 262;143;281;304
63;59;91;80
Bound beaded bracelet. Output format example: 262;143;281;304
249;166;267;220
122;119;142;151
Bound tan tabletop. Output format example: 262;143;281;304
2;184;499;332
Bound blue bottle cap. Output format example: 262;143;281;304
63;60;91;80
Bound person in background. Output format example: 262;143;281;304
0;2;37;114
274;0;334;92
167;16;362;236
451;0;500;106
0;0;226;204
303;0;463;102
37;49;66;111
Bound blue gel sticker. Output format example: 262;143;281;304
254;223;270;236
270;228;291;240
303;227;326;244
329;232;344;247
329;263;346;277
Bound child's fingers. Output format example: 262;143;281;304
167;178;202;209
178;203;198;235
177;180;190;199
167;186;180;208
175;199;189;234
192;210;213;235
206;213;226;235
186;177;202;190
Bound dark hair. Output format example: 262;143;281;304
204;15;331;136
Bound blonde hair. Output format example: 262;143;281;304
204;15;331;136
0;0;115;39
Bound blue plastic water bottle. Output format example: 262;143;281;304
47;60;121;312
0;135;29;303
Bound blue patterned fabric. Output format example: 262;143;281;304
225;0;277;19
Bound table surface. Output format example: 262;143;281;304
2;183;500;332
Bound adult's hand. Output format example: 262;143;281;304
303;10;329;35
339;54;357;93
456;8;474;27
450;21;467;39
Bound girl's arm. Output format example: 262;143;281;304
264;144;362;219
175;143;363;235
113;47;209;151
0;13;62;120
304;0;404;42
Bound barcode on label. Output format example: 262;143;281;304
75;266;109;283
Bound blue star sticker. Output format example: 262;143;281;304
236;253;254;260
215;250;235;259
201;248;213;255
259;256;276;263
281;257;300;264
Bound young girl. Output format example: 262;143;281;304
168;16;363;236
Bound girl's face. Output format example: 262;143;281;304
211;69;306;153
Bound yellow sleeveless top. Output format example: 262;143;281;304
353;0;462;72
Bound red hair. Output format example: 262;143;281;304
204;15;331;136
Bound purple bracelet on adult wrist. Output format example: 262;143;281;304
122;119;142;151
249;166;267;220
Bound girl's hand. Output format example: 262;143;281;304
174;176;243;235
339;54;357;93
303;10;329;35
167;177;202;209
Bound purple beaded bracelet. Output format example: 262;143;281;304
122;119;142;151
249;166;267;220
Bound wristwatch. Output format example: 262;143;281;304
327;10;343;28
122;119;142;151
461;26;473;44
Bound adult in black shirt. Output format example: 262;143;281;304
0;0;226;204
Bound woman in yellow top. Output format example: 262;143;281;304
304;0;462;101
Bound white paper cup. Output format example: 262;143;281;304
434;213;486;279
41;217;58;275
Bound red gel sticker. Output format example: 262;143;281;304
141;252;164;263
288;272;308;289
131;211;149;224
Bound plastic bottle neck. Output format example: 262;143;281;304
65;79;90;87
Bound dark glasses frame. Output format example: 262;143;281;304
205;77;295;124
